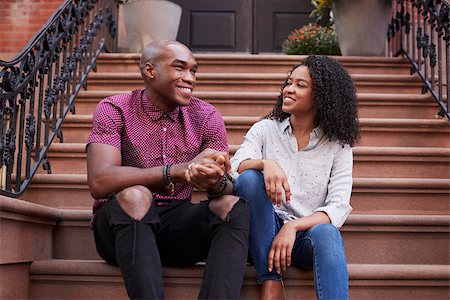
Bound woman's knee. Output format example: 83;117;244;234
117;185;153;220
234;169;265;195
308;224;344;249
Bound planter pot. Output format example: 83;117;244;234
332;0;392;56
123;0;182;53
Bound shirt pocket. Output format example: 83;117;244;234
173;143;202;163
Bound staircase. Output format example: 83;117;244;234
1;53;449;300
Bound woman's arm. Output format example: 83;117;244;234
313;145;353;228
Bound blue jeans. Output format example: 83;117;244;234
234;169;348;300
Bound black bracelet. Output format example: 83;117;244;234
163;163;174;194
207;175;228;199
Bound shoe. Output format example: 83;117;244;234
260;279;286;300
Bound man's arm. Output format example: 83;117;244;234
87;143;227;199
86;143;188;199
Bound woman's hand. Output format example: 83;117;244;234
262;160;291;206
268;222;296;274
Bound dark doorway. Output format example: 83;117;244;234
171;0;315;53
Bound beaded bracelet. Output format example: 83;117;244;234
163;163;175;195
206;175;228;199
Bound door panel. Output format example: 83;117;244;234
172;0;314;53
257;0;314;52
171;0;252;52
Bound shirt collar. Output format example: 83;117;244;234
141;90;180;121
280;117;325;148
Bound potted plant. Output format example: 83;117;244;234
115;0;182;53
310;0;392;56
282;23;341;55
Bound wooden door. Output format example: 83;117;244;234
256;0;314;52
171;0;314;53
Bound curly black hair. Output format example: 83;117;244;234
264;55;360;146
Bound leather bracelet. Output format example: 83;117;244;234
163;163;175;194
207;175;228;199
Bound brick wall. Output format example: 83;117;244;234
0;0;63;54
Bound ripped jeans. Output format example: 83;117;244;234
234;169;348;300
93;194;250;300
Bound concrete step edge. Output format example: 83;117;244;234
56;207;450;226
61;114;450;129
87;72;422;82
47;143;450;158
78;90;438;102
29;259;450;280
98;53;411;64
28;174;450;189
0;195;61;221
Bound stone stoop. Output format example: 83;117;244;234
1;53;449;299
55;114;450;146
0;196;60;300
76;90;443;119
34;143;450;178
94;54;413;74
28;260;450;300
51;209;450;266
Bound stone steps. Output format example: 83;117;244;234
21;174;450;215
28;259;450;300
3;196;448;299
94;53;414;75
2;51;449;299
38;143;450;179
51;208;450;265
56;114;450;147
86;72;424;94
75;90;443;119
3;195;448;299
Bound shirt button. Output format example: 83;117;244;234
163;154;167;158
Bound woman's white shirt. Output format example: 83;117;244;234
230;118;353;228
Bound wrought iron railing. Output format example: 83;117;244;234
388;0;449;119
0;0;117;197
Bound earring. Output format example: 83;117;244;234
150;76;154;79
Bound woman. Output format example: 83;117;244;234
231;55;359;300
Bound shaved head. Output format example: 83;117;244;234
140;40;189;71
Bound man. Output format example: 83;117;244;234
86;40;250;299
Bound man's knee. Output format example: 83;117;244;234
117;185;153;221
209;195;250;223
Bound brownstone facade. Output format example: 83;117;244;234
0;0;62;54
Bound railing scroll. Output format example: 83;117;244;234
388;0;449;120
0;0;118;197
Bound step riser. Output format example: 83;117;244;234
75;97;439;119
94;62;414;75
349;191;450;214
58;123;450;147
37;151;450;179
53;220;450;265
29;277;450;300
73;97;441;119
0;263;30;300
86;80;423;94
95;56;414;75
0;214;54;264
21;184;450;214
28;264;450;300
